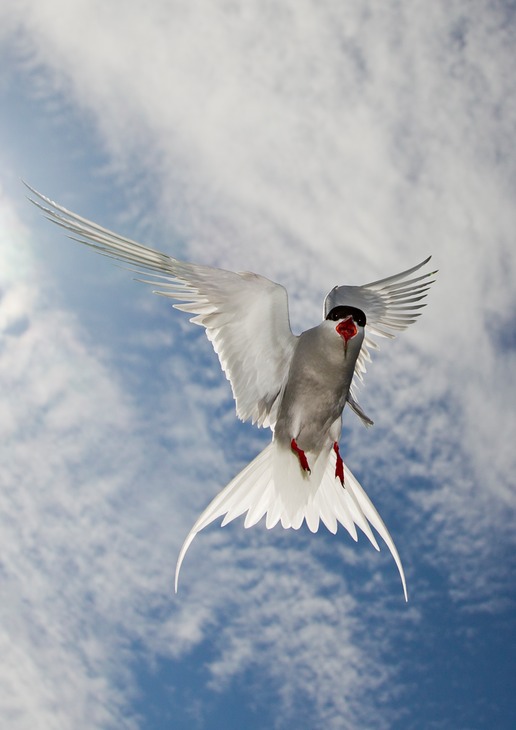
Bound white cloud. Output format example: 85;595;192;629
1;1;515;727
0;203;139;728
1;193;396;729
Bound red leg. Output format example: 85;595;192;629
333;442;344;486
291;439;311;474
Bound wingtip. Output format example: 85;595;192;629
22;180;45;202
22;180;39;207
423;255;438;278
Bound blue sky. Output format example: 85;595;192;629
1;2;515;728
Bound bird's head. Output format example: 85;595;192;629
325;305;366;355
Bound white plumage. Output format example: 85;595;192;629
27;184;437;600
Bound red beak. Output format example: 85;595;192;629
336;315;358;342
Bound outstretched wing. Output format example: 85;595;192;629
26;185;297;429
324;256;437;403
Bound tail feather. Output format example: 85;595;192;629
243;478;274;528
343;479;381;550
312;485;336;533
332;489;358;540
265;492;283;530
175;441;408;600
346;471;408;600
174;445;274;590
220;457;270;526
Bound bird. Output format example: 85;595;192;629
26;183;437;600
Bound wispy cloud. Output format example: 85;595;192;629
1;195;400;729
1;1;515;728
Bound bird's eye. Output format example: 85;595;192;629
326;307;346;321
326;306;366;327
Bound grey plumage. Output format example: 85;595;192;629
26;182;437;600
275;320;364;455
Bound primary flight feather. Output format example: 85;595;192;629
27;183;437;600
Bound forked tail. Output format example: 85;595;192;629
175;440;407;600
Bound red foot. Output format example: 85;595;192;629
291;439;311;474
334;442;344;486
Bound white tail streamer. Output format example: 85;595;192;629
175;441;407;600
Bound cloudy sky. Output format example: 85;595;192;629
1;1;515;728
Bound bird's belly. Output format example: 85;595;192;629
275;367;351;454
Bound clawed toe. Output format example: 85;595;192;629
291;438;311;473
333;442;344;486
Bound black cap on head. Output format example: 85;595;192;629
326;305;366;327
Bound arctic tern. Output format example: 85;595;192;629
27;184;437;600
